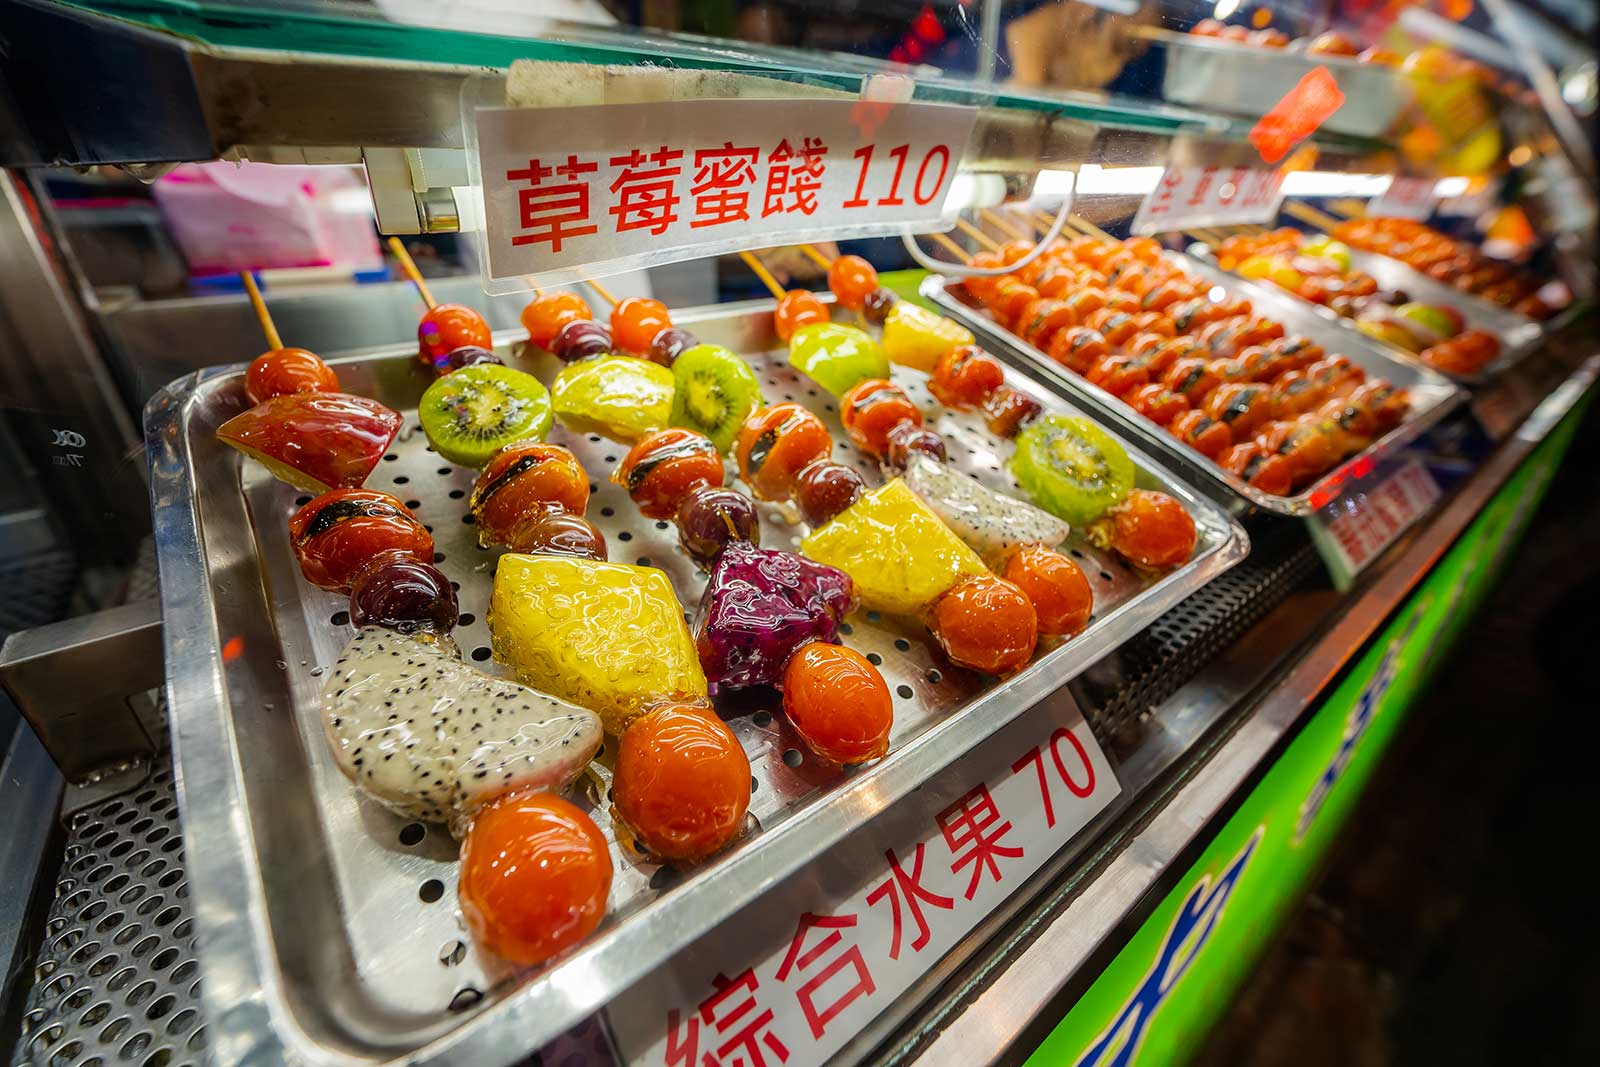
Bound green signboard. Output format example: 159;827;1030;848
1025;405;1586;1067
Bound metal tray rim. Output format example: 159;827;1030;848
147;309;1248;1067
922;268;1467;517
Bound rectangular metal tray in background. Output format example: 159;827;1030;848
923;257;1468;517
1185;239;1546;385
1158;31;1412;139
146;298;1247;1067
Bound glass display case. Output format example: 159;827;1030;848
0;2;1594;1067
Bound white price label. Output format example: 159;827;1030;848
1131;164;1286;235
474;99;976;285
610;707;1119;1067
1309;458;1441;589
1370;176;1438;220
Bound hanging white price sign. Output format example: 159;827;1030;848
474;98;977;287
1307;457;1442;590
609;700;1119;1067
1370;175;1438;220
1131;164;1286;235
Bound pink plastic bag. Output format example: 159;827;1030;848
152;162;381;275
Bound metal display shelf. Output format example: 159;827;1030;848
6;314;1594;1067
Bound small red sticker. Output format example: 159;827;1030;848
1249;67;1346;164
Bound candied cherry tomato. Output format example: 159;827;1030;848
1002;543;1093;637
994;280;1040;326
963;252;1006;300
613;428;725;520
469;442;589;546
827;255;879;311
648;327;697;368
614;703;751;861
418;303;492;367
930;346;1005;409
781;642;893;764
1108;490;1197;569
840;379;921;458
1018;298;1076;350
1168;410;1232;459
1086;355;1150;398
794;461;866;526
507;511;608;560
735;403;834;501
774;290;830;342
349;557;457;633
930;575;1038;676
884;423;947;471
522;291;592;350
862;287;897;326
1063;288;1108;321
1087;310;1139;347
1047;327;1109;374
1127;384;1188;426
1164;358;1221;405
983;387;1043;439
459;791;612;966
551;321;612;364
610;296;672;354
245;347;339;405
288;489;432;592
677;485;760;566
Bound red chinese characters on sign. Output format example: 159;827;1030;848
667;969;790;1067
690;142;761;228
865;844;955;960
937;784;1024;900
763;137;828;218
1011;728;1098;829
775;913;876;1040
1144;165;1184;220
505;154;600;251
610;146;685;235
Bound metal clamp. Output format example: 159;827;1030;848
0;598;164;812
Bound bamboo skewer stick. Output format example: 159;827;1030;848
953;217;1001;251
582;276;619;308
1070;214;1116;242
978;208;1027;242
739;251;788;300
926;231;971;262
1329;198;1367;219
1283;200;1343;233
797;244;834;272
239;271;283;351
387;236;436;309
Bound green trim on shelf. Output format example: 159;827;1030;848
1023;396;1589;1067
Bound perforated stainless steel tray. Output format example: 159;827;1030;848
1185;240;1545;385
144;297;1246;1067
1158;31;1412;138
922;257;1467;517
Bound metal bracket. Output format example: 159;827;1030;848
0;599;164;809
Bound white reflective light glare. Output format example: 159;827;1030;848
1280;172;1389;197
946;172;1008;211
1213;0;1241;20
1033;168;1077;198
1070;163;1165;196
1433;177;1471;197
452;186;486;232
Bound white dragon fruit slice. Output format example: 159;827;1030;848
322;627;602;832
903;453;1070;562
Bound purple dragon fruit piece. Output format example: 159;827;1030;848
693;541;856;690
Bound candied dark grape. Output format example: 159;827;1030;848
508;512;608;560
794;461;866;527
677;485;759;567
1379;288;1409;306
444;346;503;372
349;556;458;633
884;423;947;470
983;389;1044;439
862;287;897;326
551;320;612;363
647;326;698;368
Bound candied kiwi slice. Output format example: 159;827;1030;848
669;345;763;453
419;365;553;467
1009;415;1135;526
